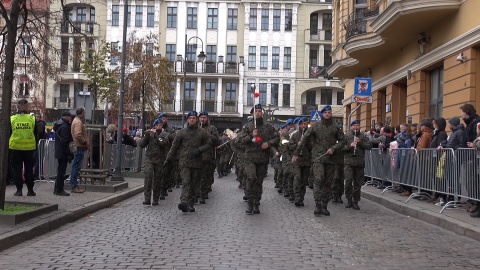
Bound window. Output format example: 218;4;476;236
20;37;30;57
186;44;196;61
285;9;292;31
187;7;197;29
135;6;143;27
207;8;218;29
321;89;332;105
227;8;238;30
324;49;332;67
261;9;269;31
260;46;268;69
248;46;256;68
249;8;257;30
17;12;25;25
165;44;176;61
74;82;84;95
271;83;279;106
283;84;290;106
323;13;332;39
259;83;267;105
110;42;119;65
19;82;29;96
146;43;154;56
272;47;280;69
205;82;216;100
90;8;95;22
226;46;237;62
430;67;444;118
127;6;131;26
77;7;86;21
226;82;236;101
60;84;70;102
206;45;217;61
273;9;280;31
61;42;69;69
147;6;155;27
112;5;119;26
284;47;291;69
167;7;177;28
336;91;344;105
309;50;317;66
184;81;195;100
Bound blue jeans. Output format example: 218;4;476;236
70;149;86;189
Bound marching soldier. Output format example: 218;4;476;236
158;112;178;191
198;111;220;204
332;131;345;204
289;117;312;206
292;105;345;216
279;119;294;198
238;104;279;214
343;120;372;210
139;118;170;205
165;111;211;213
216;133;232;177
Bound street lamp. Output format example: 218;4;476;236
182;34;206;128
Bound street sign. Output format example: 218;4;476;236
310;110;321;122
354;77;372;96
78;91;91;96
351;95;373;103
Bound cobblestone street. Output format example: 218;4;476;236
1;169;480;270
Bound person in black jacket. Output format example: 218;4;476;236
53;111;74;196
34;115;47;180
121;127;137;147
429;118;448;148
460;103;480;147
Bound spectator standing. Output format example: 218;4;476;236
460;103;480;148
429;118;448;148
121;127;137;147
9;99;37;196
53;111;74;196
70;107;88;193
106;124;117;144
439;117;467;150
34;114;47;180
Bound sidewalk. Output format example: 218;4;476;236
0;176;144;252
361;185;480;241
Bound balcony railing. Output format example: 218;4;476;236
344;5;379;40
222;101;237;113
160;100;175;112
309;29;332;41
309;66;327;78
224;62;238;74
175;61;240;75
53;97;73;109
302;104;318;115
202;100;216;112
182;100;195;112
60;20;98;36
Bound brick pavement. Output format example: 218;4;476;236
1;168;480;269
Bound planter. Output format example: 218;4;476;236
0;202;58;226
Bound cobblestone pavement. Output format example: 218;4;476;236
1;169;480;270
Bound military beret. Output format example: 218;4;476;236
320;105;332;113
350;119;360;126
186;111;198;118
292;117;300;124
298;117;308;123
250;104;263;114
199;110;209;117
286;118;294;125
153;118;163;126
158;112;168;118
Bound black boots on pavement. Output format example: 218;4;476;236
346;198;360;210
314;202;330;216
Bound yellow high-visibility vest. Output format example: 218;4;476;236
9;113;36;150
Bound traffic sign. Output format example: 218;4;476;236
354;77;372;96
351;95;373;103
310;110;321;122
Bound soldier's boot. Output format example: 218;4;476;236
178;202;189;212
277;188;283;194
143;196;151;205
295;198;304;207
199;196;206;204
242;195;248;201
283;190;290;198
321;202;330;216
218;172;223;178
352;200;360;210
188;204;195;212
205;194;209;199
337;195;344;204
167;188;173;192
332;194;339;204
152;195;159;205
245;199;253;215
253;200;260;214
289;191;295;202
314;202;322;215
346;198;353;208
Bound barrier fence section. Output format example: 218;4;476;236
365;147;480;214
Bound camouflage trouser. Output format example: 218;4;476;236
220;153;231;172
274;162;282;187
244;162;268;200
173;160;181;186
308;167;315;188
283;163;294;195
236;160;246;187
293;165;311;200
144;159;164;202
312;163;335;203
344;165;364;202
179;167;201;205
331;164;345;196
200;163;216;198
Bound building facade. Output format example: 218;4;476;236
329;0;480;130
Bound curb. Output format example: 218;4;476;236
362;190;480;241
0;185;144;252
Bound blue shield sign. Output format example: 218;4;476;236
310;110;321;122
354;77;372;96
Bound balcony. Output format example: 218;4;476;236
302;104;318;115
181;100;195;112
174;60;240;76
59;21;99;37
160;100;175;112
53;97;73;109
344;5;379;40
222;101;237;113
202;100;216;112
305;29;332;43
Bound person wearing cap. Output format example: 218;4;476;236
9;99;38;196
292;105;345;216
343;120;372;210
158;112;178;191
70;107;88;194
139;118;170;205
415;119;434;151
238;104;280;214
121;127;137;147
289;117;312;206
438;117;467;150
198;111;220;204
53;110;74;196
165;111;212;213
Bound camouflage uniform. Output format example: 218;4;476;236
139;129;169;203
199;123;220;200
238;118;279;211
289;128;311;205
279;129;293;196
284;129;299;200
294;117;345;213
166;125;211;207
216;140;232;176
343;130;372;205
331;147;345;202
162;123;178;189
231;136;246;189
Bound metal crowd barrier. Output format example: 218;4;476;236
364;147;480;214
104;143;144;173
